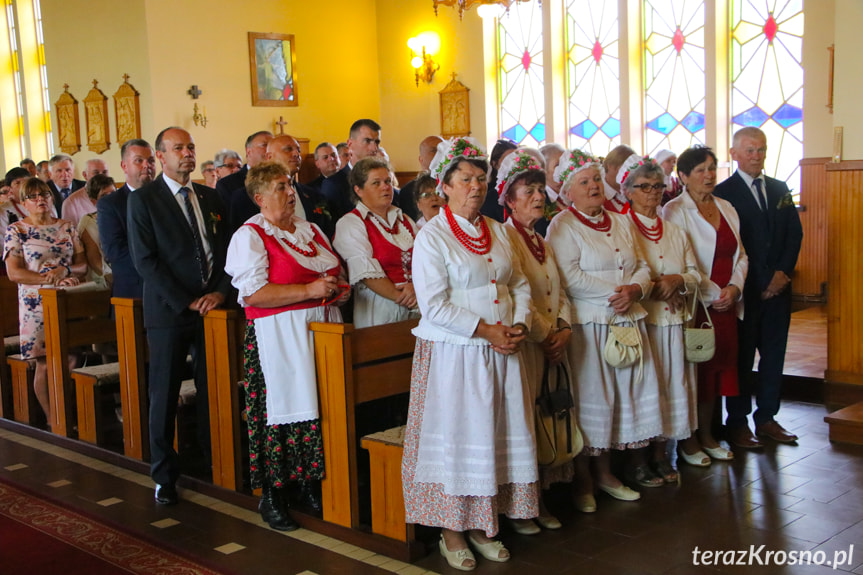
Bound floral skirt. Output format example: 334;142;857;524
244;320;325;489
401;339;539;537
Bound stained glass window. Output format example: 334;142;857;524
731;0;803;198
565;0;620;155
496;1;545;146
643;0;706;156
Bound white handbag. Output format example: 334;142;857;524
603;313;643;383
684;286;716;363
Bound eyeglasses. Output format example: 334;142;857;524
630;183;666;192
417;192;437;200
24;191;52;201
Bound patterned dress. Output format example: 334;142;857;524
2;219;81;359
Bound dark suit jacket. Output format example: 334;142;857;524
306;175;324;194
127;175;231;328
398;179;420;221
229;181;336;239
714;171;803;298
48;179;85;215
319;165;354;221
215;165;248;217
97;184;143;299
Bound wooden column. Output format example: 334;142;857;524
825;161;863;407
113;298;149;460
203;308;244;491
311;322;357;529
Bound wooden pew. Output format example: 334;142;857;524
112;298;149;460
40;286;115;437
202;308;245;490
0;276;20;418
310;318;417;534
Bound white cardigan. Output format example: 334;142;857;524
662;190;748;319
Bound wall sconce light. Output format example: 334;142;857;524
193;102;208;128
408;32;441;87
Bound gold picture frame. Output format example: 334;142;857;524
113;74;141;144
248;32;298;107
439;74;471;139
55;84;81;155
84;79;110;154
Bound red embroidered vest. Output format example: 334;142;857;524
604;196;630;214
349;209;416;284
243;223;340;320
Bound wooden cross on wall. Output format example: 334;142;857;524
187;85;202;99
274;116;287;135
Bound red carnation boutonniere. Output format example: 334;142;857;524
208;212;221;235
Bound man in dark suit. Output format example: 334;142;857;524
398;135;442;222
46;154;85;214
321;119;381;222
97;138;156;301
306;142;341;193
128;127;231;505
714;126;803;448
229;134;334;238
215;131;273;215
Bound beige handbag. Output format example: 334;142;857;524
535;362;583;468
685;286;716;363
604;311;642;363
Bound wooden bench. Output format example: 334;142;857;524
40;286;115;437
310;319;417;534
361;425;410;542
72;362;120;445
112;298;149;460
8;354;38;424
0;276;20;418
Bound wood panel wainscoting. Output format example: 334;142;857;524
795;157;830;300
825;160;863;410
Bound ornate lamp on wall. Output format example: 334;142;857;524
408;32;441;87
432;0;531;19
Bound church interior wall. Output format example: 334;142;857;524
832;0;863;160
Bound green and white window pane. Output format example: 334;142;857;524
643;0;706;156
731;0;803;199
497;1;546;146
565;0;620;156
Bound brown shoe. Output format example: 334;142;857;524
727;425;764;449
755;421;798;443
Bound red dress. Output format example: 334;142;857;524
696;215;740;398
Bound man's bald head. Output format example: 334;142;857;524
266;135;303;176
418;136;444;171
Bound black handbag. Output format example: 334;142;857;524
534;362;583;467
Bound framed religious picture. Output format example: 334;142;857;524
84;79;110;154
113;74;141;144
248;32;299;107
439;73;471;138
54;84;81;155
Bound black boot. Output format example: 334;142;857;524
297;480;322;514
259;483;299;531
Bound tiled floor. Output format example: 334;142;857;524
3;399;862;574
782;306;827;380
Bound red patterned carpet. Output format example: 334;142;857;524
0;480;223;575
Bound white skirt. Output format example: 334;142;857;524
646;324;698;440
413;341;538;497
568;321;664;450
352;282;419;328
254;306;342;426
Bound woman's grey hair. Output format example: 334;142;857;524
621;161;665;189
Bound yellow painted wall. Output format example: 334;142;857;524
39;0;380;179
41;0;154;177
802;0;835;158
375;0;486;172
833;0;863;160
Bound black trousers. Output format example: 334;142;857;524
147;320;211;486
726;289;791;428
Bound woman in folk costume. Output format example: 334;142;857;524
621;156;701;485
225;162;350;531
402;137;538;571
333;157;420;327
655;149;684;205
496;149;575;534
546;150;663;512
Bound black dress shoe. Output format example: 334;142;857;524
155;483;178;505
259;485;299;531
298;481;322;513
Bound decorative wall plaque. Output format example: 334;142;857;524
84;79;110;153
439;73;471;139
54;84;81;155
113;74;141;144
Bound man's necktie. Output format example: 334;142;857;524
753;178;770;229
180;187;209;283
61;188;71;200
